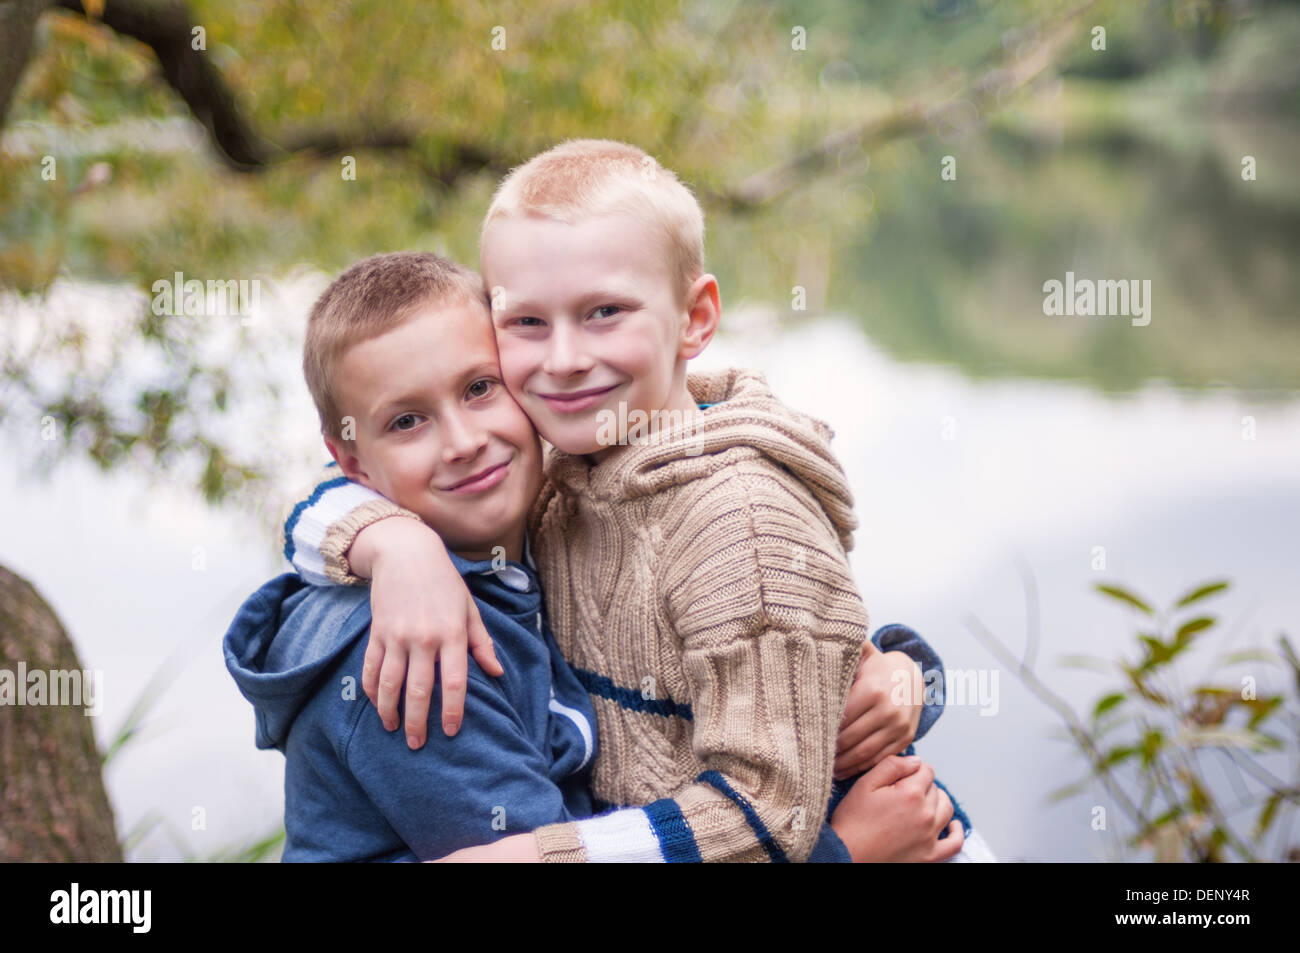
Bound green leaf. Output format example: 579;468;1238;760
1047;776;1093;803
1137;634;1173;672
1173;580;1229;609
1137;804;1186;839
1092;692;1127;719
1174;616;1215;644
1218;649;1279;666
1095;583;1154;615
1057;654;1114;673
1103;745;1138;767
1179;727;1281;752
1139;634;1165;657
1140;729;1164;768
1253;790;1284;837
1278;635;1300;695
1244;695;1284;730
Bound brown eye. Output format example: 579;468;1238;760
467;379;495;399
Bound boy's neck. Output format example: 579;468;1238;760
451;529;525;564
586;371;698;467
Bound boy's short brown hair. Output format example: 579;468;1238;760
303;252;487;443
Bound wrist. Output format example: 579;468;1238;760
353;516;444;578
829;817;865;864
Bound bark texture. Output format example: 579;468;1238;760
0;564;122;862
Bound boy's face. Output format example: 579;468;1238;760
326;300;542;562
482;211;718;460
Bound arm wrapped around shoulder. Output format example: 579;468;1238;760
656;465;870;862
280;463;422;586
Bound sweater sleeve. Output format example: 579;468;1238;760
532;467;868;863
281;463;423;586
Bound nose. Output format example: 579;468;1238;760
542;319;594;379
441;408;488;464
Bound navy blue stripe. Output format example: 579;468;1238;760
572;667;693;721
282;476;351;564
697;770;788;863
644;798;703;863
933;777;973;837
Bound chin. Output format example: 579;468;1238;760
548;433;606;457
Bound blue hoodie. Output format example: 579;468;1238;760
223;549;597;862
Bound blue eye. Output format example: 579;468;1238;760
467;379;496;399
592;305;621;319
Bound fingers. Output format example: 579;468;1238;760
466;602;502;678
861;753;922;789
833;725;900;779
835;701;887;750
402;647;436;749
376;645;408;733
437;641;468;739
930;821;965;861
928;785;954;839
362;637;385;710
837;661;887;732
896;759;935;795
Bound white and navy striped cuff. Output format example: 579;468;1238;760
283;476;386;585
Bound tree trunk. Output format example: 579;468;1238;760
0;0;53;129
0;563;122;862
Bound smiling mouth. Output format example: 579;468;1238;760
443;459;511;493
537;383;620;413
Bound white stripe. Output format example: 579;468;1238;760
942;828;998;863
548;689;595;770
574;809;665;863
289;480;387;585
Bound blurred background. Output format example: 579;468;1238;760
1;0;1297;862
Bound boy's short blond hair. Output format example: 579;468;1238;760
303;252;487;443
482;139;705;305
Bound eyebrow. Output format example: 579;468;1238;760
368;360;501;424
496;288;641;317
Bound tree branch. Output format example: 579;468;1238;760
49;0;497;184
716;0;1103;209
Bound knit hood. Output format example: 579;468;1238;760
544;366;859;552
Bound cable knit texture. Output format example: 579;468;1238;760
528;367;868;862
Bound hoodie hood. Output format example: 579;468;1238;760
544;366;859;552
223;550;556;752
223;573;372;750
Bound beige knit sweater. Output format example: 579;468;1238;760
293;367;871;862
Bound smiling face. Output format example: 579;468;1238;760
482;211;720;461
326;299;542;562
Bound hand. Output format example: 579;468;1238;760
834;646;924;778
430;833;542;863
830;755;964;862
350;516;503;748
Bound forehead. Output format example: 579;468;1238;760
336;300;498;393
481;212;671;293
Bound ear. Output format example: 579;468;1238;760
679;273;720;360
323;432;372;488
